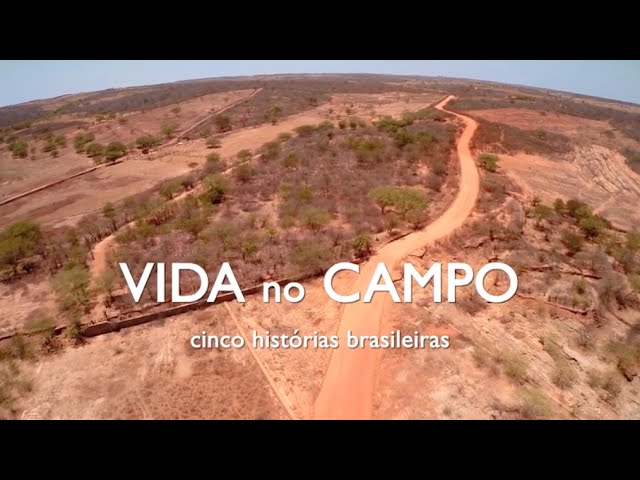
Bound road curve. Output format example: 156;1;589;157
313;95;480;420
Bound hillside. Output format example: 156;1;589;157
0;74;639;420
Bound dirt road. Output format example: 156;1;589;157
313;95;480;419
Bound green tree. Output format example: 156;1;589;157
201;174;229;204
0;221;43;274
353;233;372;258
478;153;499;172
578;215;606;239
51;264;91;321
105;142;127;162
553;198;566;214
136;135;160;149
533;204;553;226
85;142;105;159
368;186;397;214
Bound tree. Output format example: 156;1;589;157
201;174;229;204
579;215;606;239
478;153;499;172
95;267;116;306
51;264;91;321
566;199;588;218
214;114;232;133
136;135;160;149
561;230;584;256
368;186;397;214
85;142;105;159
533;204;553;227
265;105;282;124
553;198;566;214
0;221;43;274
102;203;117;231
160;121;179;138
353;233;372;258
105;142;127;162
73;132;95;153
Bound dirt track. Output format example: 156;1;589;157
313;95;480;419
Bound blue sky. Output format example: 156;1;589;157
0;60;639;107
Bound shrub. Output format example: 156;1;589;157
85;142;105;158
295;125;317;137
265;105;282;124
73;132;95;153
579;215;607;239
566;199;589;218
160;179;182;200
102;202;117;230
478;153;499;172
552;362;577;389
214;114;232;132
500;351;528;383
161;121;179;138
201;174;229;204
290;241;334;274
533;204;553;224
234;163;254;183
301;207;332;231
25;314;56;337
606;340;637;375
277;132;291;143
561;230;584;256
353;233;372;258
261;141;280;161
553;198;566;214
237;149;253;163
597;274;625;308
282;152;298;169
206;136;222;149
135;134;160;149
205;152;223;172
10;139;28;158
517;388;551;419
105;141;127;162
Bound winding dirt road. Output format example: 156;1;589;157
313;95;480;419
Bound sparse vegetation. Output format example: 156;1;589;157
500;351;529;383
478;153;499;172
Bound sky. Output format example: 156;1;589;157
0;60;639;107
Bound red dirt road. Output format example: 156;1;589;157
313;95;480;419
